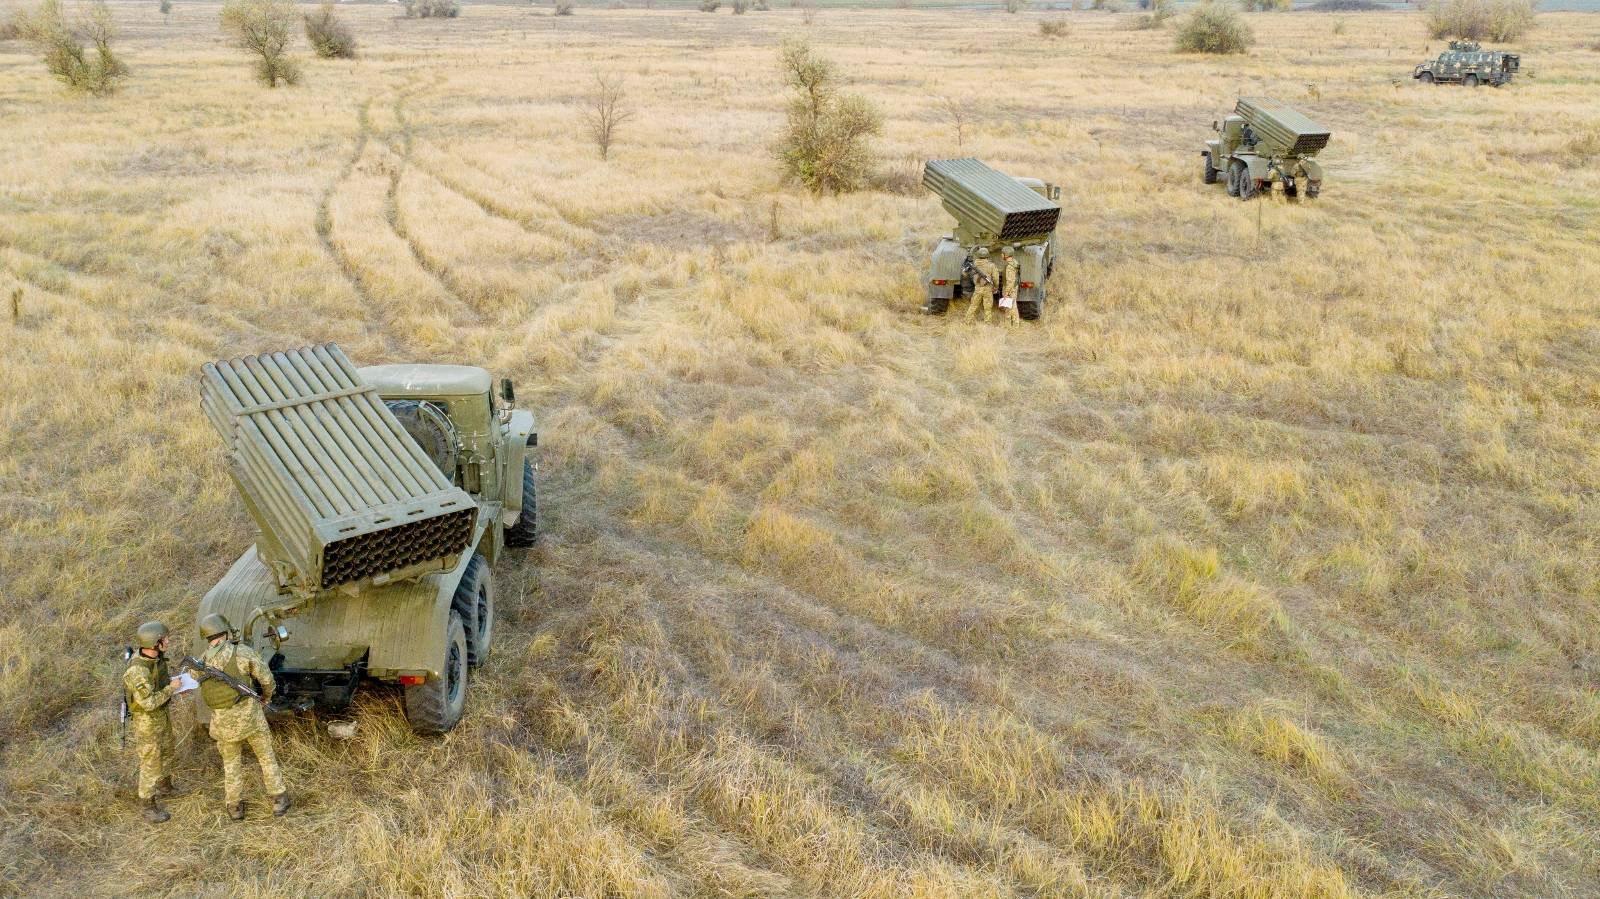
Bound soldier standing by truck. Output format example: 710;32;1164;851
123;621;185;823
999;246;1021;327
966;247;998;323
196;614;290;821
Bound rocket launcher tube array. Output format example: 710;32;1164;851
201;344;476;594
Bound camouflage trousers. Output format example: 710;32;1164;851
966;288;994;322
209;700;285;804
131;712;175;800
998;294;1021;326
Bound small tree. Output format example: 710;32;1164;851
159;0;171;22
304;3;355;58
1425;0;1536;41
221;0;301;86
1004;0;1024;12
555;0;574;13
775;40;882;195
1175;1;1253;53
940;95;971;148
584;73;632;161
20;0;127;95
732;0;747;12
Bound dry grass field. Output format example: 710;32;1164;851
3;2;1600;896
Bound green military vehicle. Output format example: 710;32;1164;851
1413;40;1520;87
1203;97;1331;201
194;344;538;734
921;157;1061;321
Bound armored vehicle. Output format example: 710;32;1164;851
1202;97;1330;201
921;157;1061;321
1413;41;1519;87
194;345;538;734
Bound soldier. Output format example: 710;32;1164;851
999;246;1021;327
197;613;290;820
124;621;184;823
966;247;999;323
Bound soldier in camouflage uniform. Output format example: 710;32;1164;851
124;621;184;823
966;247;999;323
999;246;1021;327
197;614;290;820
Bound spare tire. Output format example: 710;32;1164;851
384;399;458;480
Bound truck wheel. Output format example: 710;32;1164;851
1225;161;1242;197
1017;300;1041;321
404;610;468;735
1233;162;1257;200
925;295;949;315
1463;74;1478;88
1419;71;1434;84
1203;154;1219;185
453;553;493;667
504;460;538;547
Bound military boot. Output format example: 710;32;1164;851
142;797;170;824
272;793;292;817
227;802;246;821
154;776;179;798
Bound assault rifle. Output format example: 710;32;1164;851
119;646;132;748
180;655;266;704
962;256;996;288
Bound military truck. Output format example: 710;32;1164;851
194;344;538;734
1413;41;1520;87
1202;97;1331;201
921;157;1061;321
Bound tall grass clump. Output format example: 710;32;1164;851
303;2;355;58
1242;0;1290;10
221;0;301;85
19;0;127;95
1425;0;1536;41
1175;1;1254;53
1039;17;1071;36
775;39;882;195
0;11;21;40
1129;0;1174;28
404;0;461;18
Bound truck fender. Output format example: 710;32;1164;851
927;237;965;300
500;409;536;523
1018;245;1048;302
1244;155;1272;182
1297;158;1323;182
1204;140;1221;164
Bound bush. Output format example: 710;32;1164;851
583;73;631;160
1310;0;1382;9
0;11;21;40
775;40;882;195
1240;0;1289;10
1004;0;1024;12
221;0;301;86
1425;0;1536;41
1128;0;1173;27
304;3;355;58
732;0;747;12
19;0;128;95
555;0;574;12
404;0;461;18
1175;1;1253;53
1039;17;1070;36
1092;0;1125;11
698;0;719;9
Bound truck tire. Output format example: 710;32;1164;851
404;610;468;735
1237;165;1259;201
1203;154;1219;185
504;460;538;547
453;553;493;667
1225;160;1241;197
1463;74;1478;88
1017;300;1041;321
1419;71;1434;84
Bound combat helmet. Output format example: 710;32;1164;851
136;621;169;649
1002;245;1016;257
200;613;234;641
975;247;990;258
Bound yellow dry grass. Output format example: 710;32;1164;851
2;3;1599;896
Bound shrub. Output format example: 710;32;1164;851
754;0;770;9
159;0;171;19
19;0;128;95
1092;0;1125;11
775;40;882;195
1241;0;1289;10
584;73;632;160
1175;1;1253;53
732;0;747;12
304;3;355;58
1004;0;1024;12
1310;0;1382;9
1425;0;1536;41
1039;17;1070;36
0;11;21;40
698;0;719;10
1128;0;1173;27
221;0;301;86
404;0;461;18
555;0;574;12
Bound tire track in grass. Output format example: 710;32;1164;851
314;92;377;307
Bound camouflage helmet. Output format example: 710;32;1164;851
1002;245;1016;257
200;613;233;641
136;621;169;650
975;247;990;258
